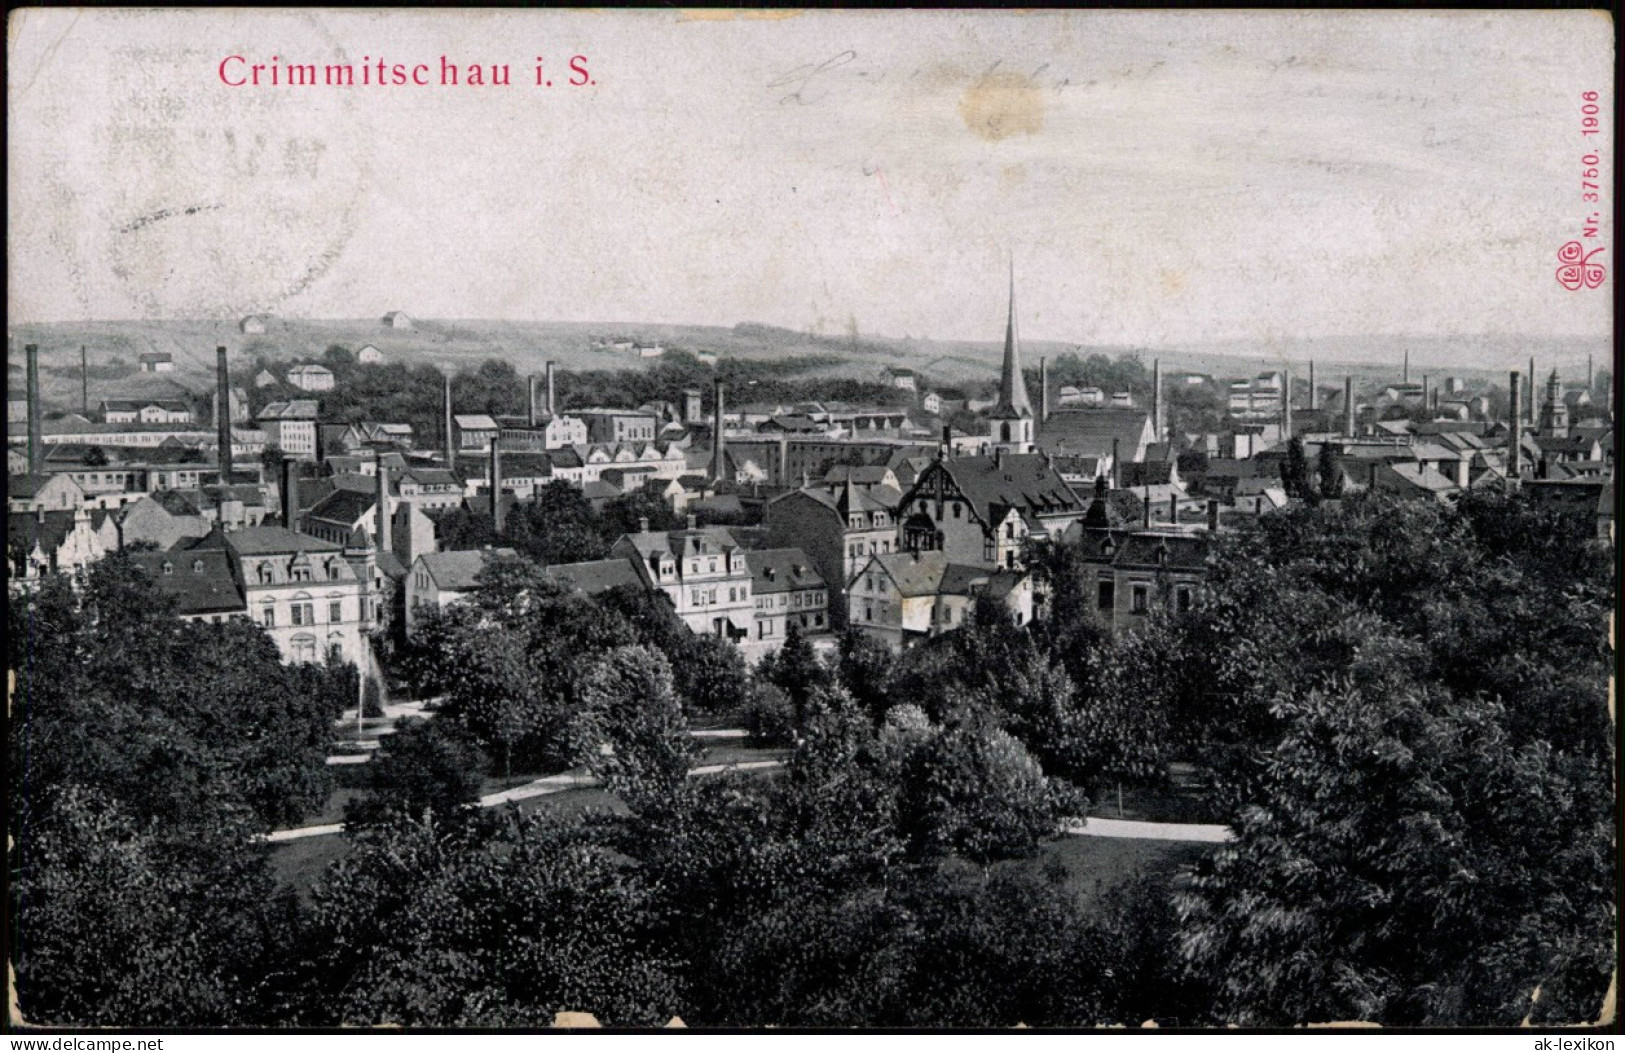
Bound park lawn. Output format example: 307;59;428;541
1005;835;1216;912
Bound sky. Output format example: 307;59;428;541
6;9;1615;347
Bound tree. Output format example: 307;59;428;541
835;628;895;720
1281;435;1312;500
10;785;294;1026
569;645;696;801
345;719;487;828
755;621;832;722
1316;442;1344;499
80;445;109;467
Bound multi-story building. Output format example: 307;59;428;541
259;400;320;461
743;547;829;651
286;364;336;392
160;524;382;666
900;451;1085;571
847;549;1031;650
610;518;754;642
7;506;120;588
453;414;501;454
764;480;900;625
576;410;660;445
99;399;194;425
395;465;465;511
1064;527;1209;634
405;547;520;634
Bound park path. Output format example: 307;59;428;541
1060;817;1233;843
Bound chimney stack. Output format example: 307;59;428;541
1344;376;1355;438
1421;374;1429;416
1527;356;1536;423
687;512;698;531
1152;358;1164;440
1281;368;1293;439
375;454;392;554
1169;492;1178;525
215;347;232;486
528;375;539;428
1111;437;1121;489
1403;348;1410;384
281;457;300;532
25;344;43;475
638;516;649;533
545;360;556;417
711;379;727;483
443;372;456;470
1587;353;1594;391
81;345;89;416
489;441;504;534
1040;356;1050;426
1207;498;1220;533
1308;361;1316;411
1509;371;1523;480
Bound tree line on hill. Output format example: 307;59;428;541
7;488;1612;1027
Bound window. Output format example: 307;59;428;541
814;613;824;627
692;589;702;606
1097;581;1115;611
865;604;873;621
1176;586;1193;614
952;502;961;519
262;605;275;627
161;561;173;576
330;601;343;623
328;563;341;580
192;559;205;574
1131;584;1149;614
292;635;317;663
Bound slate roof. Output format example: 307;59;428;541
1037;408;1153;460
8;509;115;556
928;454;1084;522
745;548;825;594
870;550;953;598
128;550;246;616
417;548;520;592
181;525;342;556
306;488;377;525
544;557;643;596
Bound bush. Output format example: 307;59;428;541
744;682;796;746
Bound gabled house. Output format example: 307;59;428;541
899;452;1085;570
609;519;753;641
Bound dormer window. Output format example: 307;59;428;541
161;561;173;576
192;559;205;574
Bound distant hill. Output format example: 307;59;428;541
7;318;1606;414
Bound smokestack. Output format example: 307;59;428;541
1142;478;1151;528
1509;371;1523;480
1207;498;1220;533
1308;361;1316;411
489;442;504;535
1169;492;1178;525
443;372;456;470
25;344;42;475
1111;437;1120;489
1152;358;1163;440
712;380;727;482
1421;374;1429;417
1587;353;1594;390
1281;368;1293;439
1527;356;1536;423
528;375;539;427
1040;356;1050;426
81;345;89;416
1344;376;1355;438
778;436;789;486
215;347;232;485
281;457;300;532
1403;348;1409;384
375;455;391;554
545;360;556;417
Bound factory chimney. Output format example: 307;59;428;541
1344;376;1356;438
1111;437;1121;489
443;372;456;470
1040;356;1050;427
216;347;232;486
25;344;43;475
1527;356;1536;423
375;454;392;555
712;379;727;483
528;375;539;428
1508;371;1523;481
1281;368;1293;439
1308;361;1316;411
81;345;89;416
489;441;504;535
281;457;300;532
1152;358;1164;441
545;360;557;417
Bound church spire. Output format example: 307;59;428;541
992;257;1033;420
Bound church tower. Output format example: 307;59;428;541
1538;369;1569;434
986;260;1035;454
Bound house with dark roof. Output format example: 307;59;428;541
899;452;1085;571
7;507;119;588
1037;407;1155;475
847;549;1031;650
543;557;643;597
1063;527;1210;634
764;481;900;624
404;546;521;633
743;547;829;652
304;487;379;546
176;525;380;666
609;519;754;640
128;549;248;621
